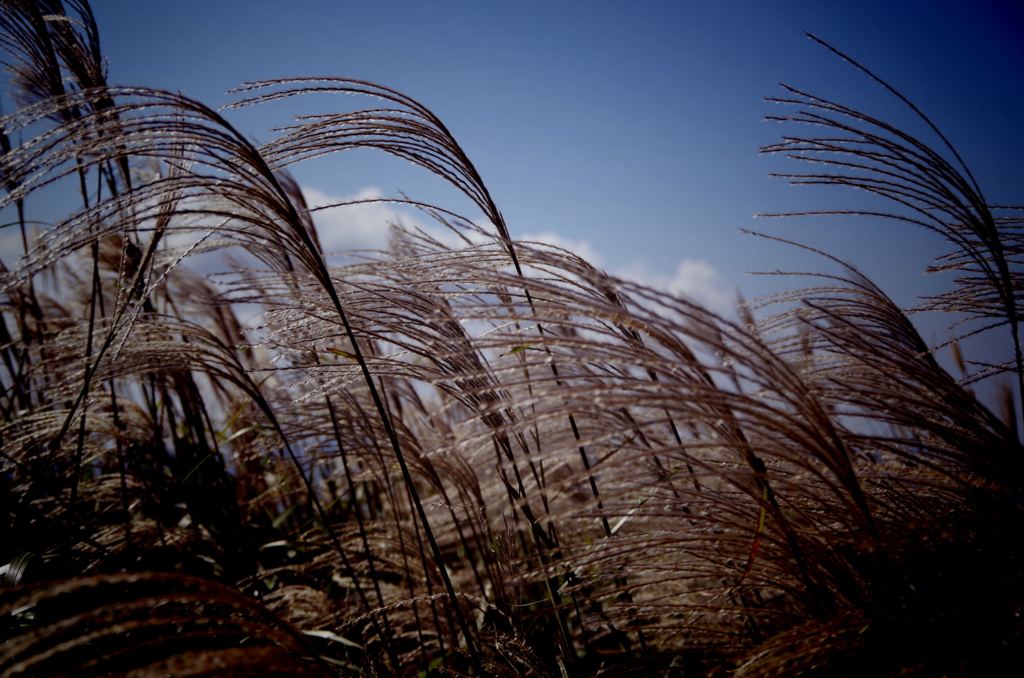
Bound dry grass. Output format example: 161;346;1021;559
1;3;1022;676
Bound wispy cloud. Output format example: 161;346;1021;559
523;230;735;317
670;259;734;316
0;225;28;265
303;187;735;317
519;231;606;268
302;186;415;257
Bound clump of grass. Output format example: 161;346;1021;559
1;3;1022;676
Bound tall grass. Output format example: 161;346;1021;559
1;3;1022;676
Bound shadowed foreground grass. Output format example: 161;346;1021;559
1;2;1022;676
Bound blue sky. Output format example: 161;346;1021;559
5;0;1024;374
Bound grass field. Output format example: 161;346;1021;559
1;2;1022;676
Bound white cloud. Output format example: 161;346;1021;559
301;185;735;316
509;230;735;318
664;259;735;316
519;231;605;268
614;259;735;318
302;186;410;255
302;186;504;258
0;225;28;266
501;231;733;316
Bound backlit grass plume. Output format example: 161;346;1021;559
1;3;1021;676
